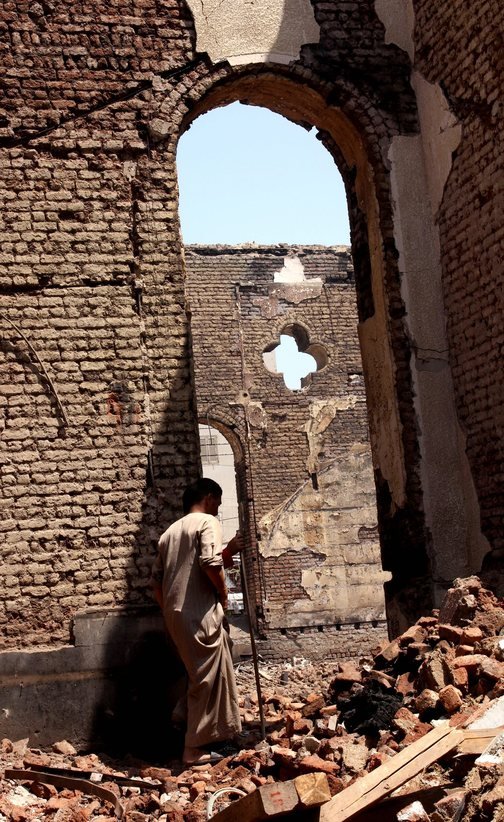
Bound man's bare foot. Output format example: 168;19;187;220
182;746;223;765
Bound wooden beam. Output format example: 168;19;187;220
210;773;330;822
456;726;504;756
318;726;464;822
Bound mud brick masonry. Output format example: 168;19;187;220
186;244;389;658
0;0;502;748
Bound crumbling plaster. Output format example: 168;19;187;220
410;72;463;220
185;0;320;66
374;0;415;63
388;129;489;590
260;449;389;628
375;0;462;219
304;397;358;476
251;257;324;318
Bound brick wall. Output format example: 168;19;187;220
1;287;148;645
1;0;500;653
256;623;388;664
185;245;389;637
413;0;504;555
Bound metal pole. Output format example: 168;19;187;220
239;553;266;740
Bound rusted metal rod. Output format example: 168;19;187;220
239;551;266;740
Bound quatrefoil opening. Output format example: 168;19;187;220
262;324;328;391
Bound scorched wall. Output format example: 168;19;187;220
185;244;390;657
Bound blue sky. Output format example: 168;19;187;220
177;102;350;390
177;102;350;246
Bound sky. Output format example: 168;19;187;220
177;102;350;390
265;334;318;390
177;101;350;246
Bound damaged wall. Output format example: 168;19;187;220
0;0;501;744
185;245;389;642
0;0;430;657
412;1;504;572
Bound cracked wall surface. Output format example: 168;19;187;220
260;450;389;628
412;0;504;568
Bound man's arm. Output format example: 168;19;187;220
203;565;228;611
199;517;228;608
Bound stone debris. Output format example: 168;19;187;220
0;577;502;821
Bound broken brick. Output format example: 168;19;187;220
301;693;326;717
432;789;468;821
375;639;401;667
52;740;77;756
452;654;488;672
452;666;469;692
338;739;369;773
419;649;453;691
287;714;314;736
396;673;416;696
479;656;504;681
298;754;340;775
460;625;483;646
393;707;430;743
397;800;430;821
439;624;464;644
438;684;463;714
399;625;428;646
189;780;207;801
414;689;439;714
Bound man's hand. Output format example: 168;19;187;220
226;531;244;557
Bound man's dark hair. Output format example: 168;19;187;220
182;477;222;514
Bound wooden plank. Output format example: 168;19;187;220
210;773;331;822
457;726;504;755
23;760;162;790
319;726;463;822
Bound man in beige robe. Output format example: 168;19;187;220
152;478;242;765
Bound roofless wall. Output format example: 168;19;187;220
0;0;500;747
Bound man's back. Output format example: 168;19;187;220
158;512;223;617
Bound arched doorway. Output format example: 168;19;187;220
144;61;480;633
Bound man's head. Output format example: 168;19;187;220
182;477;223;516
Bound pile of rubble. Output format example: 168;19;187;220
0;576;503;821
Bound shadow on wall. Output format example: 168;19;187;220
89;352;199;759
90;622;186;760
